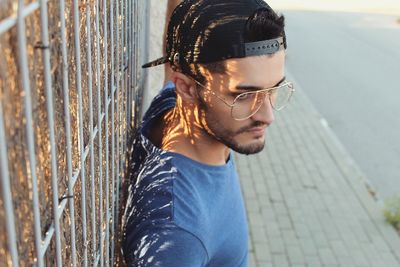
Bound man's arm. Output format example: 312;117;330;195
163;0;182;84
124;224;208;267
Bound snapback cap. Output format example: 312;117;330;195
143;0;286;69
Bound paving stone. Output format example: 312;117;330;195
299;237;318;256
293;223;311;238
277;215;293;230
282;229;299;246
284;197;299;209
261;208;276;222
248;211;265;227
337;255;355;266
269;236;285;254
312;230;330;249
304;255;323;267
329;240;349;258
286;246;305;265
245;199;261;213
252;226;268;243
318;248;339;266
269;190;284;203
351;249;370;267
367;257;389;267
361;242;382;263
258;194;274;208
244;188;258;201
272;202;289;216
266;179;280;191
272;253;290;267
265;221;280;236
370;234;392;253
254;242;271;262
248;252;257;267
257;261;273;267
380;252;400;267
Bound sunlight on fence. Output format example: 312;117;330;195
0;0;148;266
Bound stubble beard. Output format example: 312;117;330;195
198;101;266;155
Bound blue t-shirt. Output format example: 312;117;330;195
123;81;249;267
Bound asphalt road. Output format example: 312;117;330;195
284;10;400;200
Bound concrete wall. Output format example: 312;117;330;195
143;0;168;111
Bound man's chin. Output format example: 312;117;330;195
230;140;265;155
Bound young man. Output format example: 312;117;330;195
123;0;293;266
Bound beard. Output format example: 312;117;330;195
198;99;266;155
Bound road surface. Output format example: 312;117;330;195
284;10;400;200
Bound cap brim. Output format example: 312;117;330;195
142;56;169;68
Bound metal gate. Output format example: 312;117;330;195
0;0;148;266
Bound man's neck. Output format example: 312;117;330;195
159;106;230;166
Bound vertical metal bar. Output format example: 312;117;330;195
135;0;138;115
16;1;43;266
126;0;132;132
136;0;142;116
120;0;124;160
126;0;131;137
110;0;116;263
134;1;138;120
133;0;138;120
122;0;127;158
94;0;104;265
38;0;63;263
102;0;110;265
103;0;111;265
130;0;134;126
132;0;137;123
84;0;97;259
59;0;77;265
0;103;19;267
119;0;125;212
125;0;128;145
119;0;126;240
72;0;88;264
37;0;64;263
113;0;121;261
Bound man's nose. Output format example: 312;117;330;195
251;96;275;125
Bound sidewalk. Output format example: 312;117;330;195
235;72;400;267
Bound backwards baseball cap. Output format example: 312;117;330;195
142;0;286;70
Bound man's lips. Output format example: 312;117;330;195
246;126;266;135
236;123;267;135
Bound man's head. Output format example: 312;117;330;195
144;0;290;155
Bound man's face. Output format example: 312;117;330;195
197;51;285;155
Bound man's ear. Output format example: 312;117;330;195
171;71;198;103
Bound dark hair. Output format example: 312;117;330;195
194;8;286;85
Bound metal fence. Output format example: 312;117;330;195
0;0;148;266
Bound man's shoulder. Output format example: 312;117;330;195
123;151;177;235
124;151;210;228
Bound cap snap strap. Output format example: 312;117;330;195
244;37;284;56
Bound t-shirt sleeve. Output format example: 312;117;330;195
124;223;208;267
